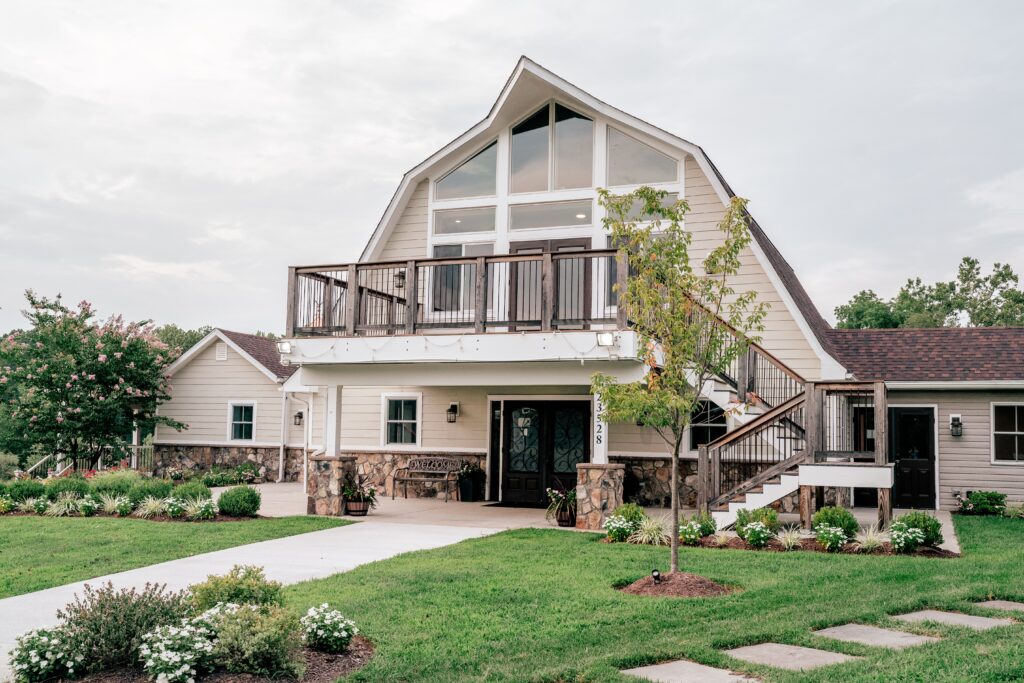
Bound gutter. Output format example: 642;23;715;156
886;380;1024;391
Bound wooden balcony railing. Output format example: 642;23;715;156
286;249;629;337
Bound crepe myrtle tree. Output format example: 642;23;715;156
591;187;767;573
0;292;182;468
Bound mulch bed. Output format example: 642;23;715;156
5;511;260;523
619;571;731;598
75;638;374;683
695;535;959;557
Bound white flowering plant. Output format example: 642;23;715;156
78;495;99;517
890;521;926;554
33;498;49;514
138;622;215;683
300;604;359;654
679;520;703;546
740;521;773;548
9;626;84;683
602;515;636;543
184;498;216;521
165;497;185;519
0;495;13;514
815;524;848;552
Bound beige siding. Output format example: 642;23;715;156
155;342;303;447
685;157;823;380
888;390;1024;510
608;420;673;457
377;181;428;261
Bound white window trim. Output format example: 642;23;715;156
991;402;1024;465
226;401;256;443
381;392;423;449
605;125;682;188
433;139;499;202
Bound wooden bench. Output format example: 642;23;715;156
392;457;462;502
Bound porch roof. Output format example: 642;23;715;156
829;327;1024;382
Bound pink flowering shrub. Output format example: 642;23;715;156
0;292;183;464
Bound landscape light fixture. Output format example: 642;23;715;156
446;402;460;423
651;569;661;584
950;415;963;437
275;340;292;355
596;332;615;347
293;411;304;427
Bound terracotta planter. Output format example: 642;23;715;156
346;500;371;516
556;507;577;527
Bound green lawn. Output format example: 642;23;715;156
286;517;1024;682
0;516;348;599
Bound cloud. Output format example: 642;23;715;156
966;167;1024;236
102;254;230;282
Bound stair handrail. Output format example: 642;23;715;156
708;448;814;511
24;454;53;477
705;392;806;451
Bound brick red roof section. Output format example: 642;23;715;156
829;328;1024;381
218;329;296;380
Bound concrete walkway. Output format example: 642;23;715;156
0;520;501;682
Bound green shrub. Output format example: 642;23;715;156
88;470;141;497
688;511;717;537
0;496;13;514
56;582;189;672
735;507;779;540
627;516;670;545
811;506;858;539
898;511;944;546
218;486;261;517
0;481;6;498
33;498;49;514
201;468;239;488
890;520;925;553
7;479;45;502
300;604;359;654
190;565;283;612
45;476;90;500
741;521;773;548
1003;503;1024;519
173;481;212;501
212;605;304;679
612;502;647;525
0;452;20;479
127;479;173;506
962;490;1007;516
234;462;260;484
679;520;703;546
815;524;848;552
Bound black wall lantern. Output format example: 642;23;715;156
293;411;304;427
446;402;460;423
950;414;963;437
393;271;406;289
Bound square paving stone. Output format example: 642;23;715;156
976;600;1024;613
724;643;857;671
813;623;939;649
893;609;1015;630
622;659;758;682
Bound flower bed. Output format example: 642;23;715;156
693;534;957;557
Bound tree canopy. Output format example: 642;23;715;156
836;257;1024;328
154;324;213;360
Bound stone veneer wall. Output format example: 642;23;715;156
153;445;306;482
576;463;625;531
306;456;357;515
342;450;485;498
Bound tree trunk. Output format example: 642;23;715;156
670;439;681;573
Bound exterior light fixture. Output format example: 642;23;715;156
275;340;292;355
446;402;460;423
950;414;963;437
596;332;615;347
393;271;406;289
293;411;304;427
575;213;587;219
651;569;661;584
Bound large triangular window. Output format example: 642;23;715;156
607;128;677;186
435;141;497;200
510;103;593;193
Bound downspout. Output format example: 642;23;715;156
278;391;288;483
292;393;313;491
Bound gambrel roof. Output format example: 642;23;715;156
358;56;844;375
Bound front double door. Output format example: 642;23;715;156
501;401;590;505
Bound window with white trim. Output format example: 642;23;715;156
993;404;1024;462
385;396;419;445
510;103;594;193
435;141;497;200
607;127;678;186
230;403;254;441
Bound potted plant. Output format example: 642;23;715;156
342;475;377;516
545;486;577;527
457;462;486;502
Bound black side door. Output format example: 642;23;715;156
889;407;936;509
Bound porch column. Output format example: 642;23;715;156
324;385;343;457
592;393;608;464
576;463;624;531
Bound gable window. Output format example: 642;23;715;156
384;395;420;446
511;103;593;194
607;127;678;186
993;404;1024;462
689;401;727;451
435;141;497;200
434;206;495;235
229;403;254;441
510;200;592;230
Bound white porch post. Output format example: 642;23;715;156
592;393;609;465
325;385;343;457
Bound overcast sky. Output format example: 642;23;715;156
1;1;1022;334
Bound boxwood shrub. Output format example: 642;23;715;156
735;507;780;540
811;506;858;539
89;470;141;497
173;481;212;501
8;479;45;502
217;486;261;517
127;480;173;506
45;477;90;500
898;510;944;546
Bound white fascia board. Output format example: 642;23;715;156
163;329;281;383
280;372;321;393
799;463;894;488
886;380;1024;391
286;330;638;366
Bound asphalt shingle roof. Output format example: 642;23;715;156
218;329;296;381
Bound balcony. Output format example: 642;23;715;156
286;249;628;338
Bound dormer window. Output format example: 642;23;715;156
607;127;677;186
511;103;593;193
435;141;497;200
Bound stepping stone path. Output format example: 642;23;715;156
813;623;939;649
976;600;1024;613
893;609;1015;630
622;659;758;682
724;643;857;671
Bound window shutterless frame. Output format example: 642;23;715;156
227;401;256;442
381;392;422;448
991;402;1024;464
